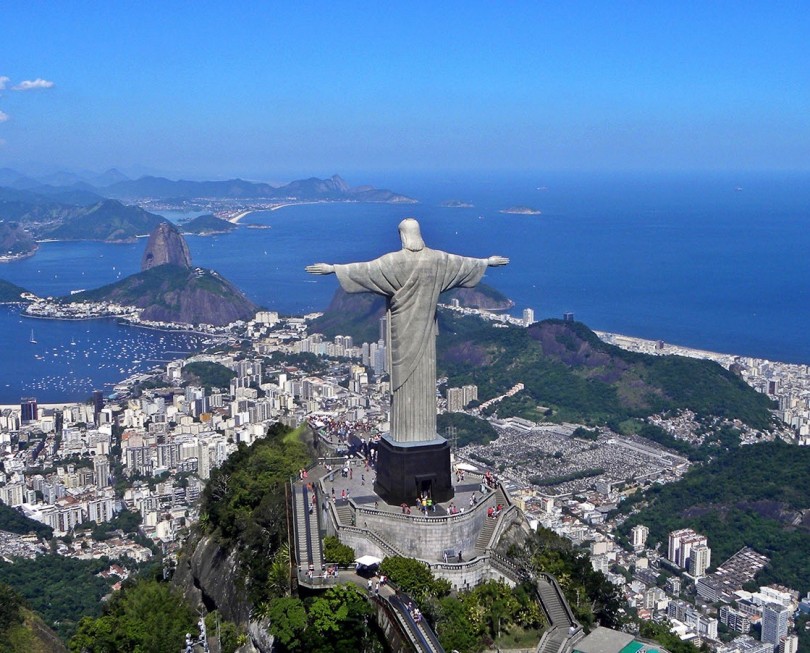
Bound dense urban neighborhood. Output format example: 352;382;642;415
1;303;809;652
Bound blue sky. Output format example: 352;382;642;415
1;2;808;179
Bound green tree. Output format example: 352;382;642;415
378;556;450;605
266;597;308;650
68;579;196;653
302;584;373;653
322;536;355;567
436;596;483;653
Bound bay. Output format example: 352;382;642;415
1;170;809;403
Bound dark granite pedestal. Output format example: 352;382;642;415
374;435;453;506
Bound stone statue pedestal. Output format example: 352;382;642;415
374;435;453;505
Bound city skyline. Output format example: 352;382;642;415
2;3;809;180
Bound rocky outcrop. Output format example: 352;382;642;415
70;221;258;325
141;221;191;270
71;264;258;326
173;532;274;653
173;532;252;624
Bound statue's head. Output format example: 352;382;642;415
398;218;425;251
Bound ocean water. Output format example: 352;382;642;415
1;171;809;403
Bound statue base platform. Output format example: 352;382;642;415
374;435;452;505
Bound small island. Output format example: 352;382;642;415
179;213;237;235
440;199;474;208
500;205;542;215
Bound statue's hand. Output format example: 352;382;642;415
306;263;335;275
487;256;509;267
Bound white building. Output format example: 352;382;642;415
690;544;712;577
668;528;708;568
87;497;115;524
631;524;649;550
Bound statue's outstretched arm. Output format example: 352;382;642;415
487;256;509;267
306;263;335;275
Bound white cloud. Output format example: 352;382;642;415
0;111;9;123
0;76;9;90
13;78;54;91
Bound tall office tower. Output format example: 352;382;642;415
379;315;388;343
689;544;712;577
20;397;38;422
631;524;649;550
761;603;790;650
523;308;535;326
93;455;110;488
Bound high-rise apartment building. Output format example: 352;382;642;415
631;524;649;550
668;528;708;569
690;544;712;577
21;397;38;422
761;603;790;650
93;455;110;488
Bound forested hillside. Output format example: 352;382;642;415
438;314;776;431
618;441;810;592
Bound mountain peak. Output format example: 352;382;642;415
141;222;192;271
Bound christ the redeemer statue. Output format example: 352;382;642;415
306;218;508;503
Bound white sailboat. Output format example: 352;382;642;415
30;329;37;344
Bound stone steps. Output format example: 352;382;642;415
474;514;498;554
538;627;568;653
537;578;570;627
335;501;353;526
293;486;309;566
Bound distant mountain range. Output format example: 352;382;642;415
43;200;167;242
0;168;415;203
101;173;416;202
0;172;415;250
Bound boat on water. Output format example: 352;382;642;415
29;329;37;344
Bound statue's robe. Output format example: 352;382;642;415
334;247;487;443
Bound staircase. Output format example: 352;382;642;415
474;515;498;554
473;488;509;554
292;485;309;567
387;594;445;653
537;627;569;653
536;577;571;627
305;487;323;568
334;501;353;526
